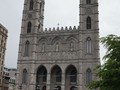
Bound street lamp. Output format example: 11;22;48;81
19;84;22;90
54;87;58;90
54;86;59;90
36;85;40;90
73;86;77;90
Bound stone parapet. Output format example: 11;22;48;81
41;26;80;33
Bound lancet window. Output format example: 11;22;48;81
86;0;91;4
27;22;32;33
86;16;91;29
24;41;30;56
22;69;28;84
86;37;92;54
29;0;34;10
86;68;92;84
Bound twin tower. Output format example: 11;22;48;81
16;0;99;90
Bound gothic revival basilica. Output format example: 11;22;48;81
16;0;100;90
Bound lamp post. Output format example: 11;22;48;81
54;87;58;90
19;84;22;90
2;76;5;90
73;86;77;90
54;86;59;90
36;85;40;90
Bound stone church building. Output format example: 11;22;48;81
16;0;100;90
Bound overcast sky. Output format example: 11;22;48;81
0;0;120;68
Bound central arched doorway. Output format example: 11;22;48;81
50;65;62;90
36;66;47;90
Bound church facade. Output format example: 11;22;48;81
16;0;100;90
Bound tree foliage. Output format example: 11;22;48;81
88;34;120;90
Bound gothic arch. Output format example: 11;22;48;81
36;65;47;74
65;64;77;72
66;36;78;51
86;37;92;54
50;65;62;90
51;36;62;45
50;65;62;73
65;65;77;90
29;0;34;10
22;68;28;84
25;40;30;44
86;68;92;84
36;65;47;89
38;37;48;52
38;37;48;44
27;21;32;33
51;36;62;52
24;40;30;56
24;40;31;44
66;35;78;43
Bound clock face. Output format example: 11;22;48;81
86;8;92;14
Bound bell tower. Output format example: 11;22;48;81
16;0;45;90
79;0;99;89
21;0;44;34
80;0;99;30
79;0;99;58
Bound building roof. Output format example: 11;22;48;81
0;23;8;33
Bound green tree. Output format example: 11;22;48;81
88;34;120;90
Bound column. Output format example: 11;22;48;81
29;62;36;90
47;73;51;90
77;63;83;90
61;73;65;90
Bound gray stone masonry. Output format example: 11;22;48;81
16;0;100;90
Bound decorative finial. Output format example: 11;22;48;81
57;23;60;27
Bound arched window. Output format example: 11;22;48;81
86;68;92;84
36;66;47;84
29;0;34;10
66;65;77;83
22;69;28;84
27;22;32;33
50;66;62;90
86;0;91;4
51;66;62;83
36;66;47;90
40;3;42;15
86;16;91;29
65;65;77;90
86;37;92;54
24;41;30;56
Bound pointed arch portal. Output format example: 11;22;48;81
36;66;47;90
